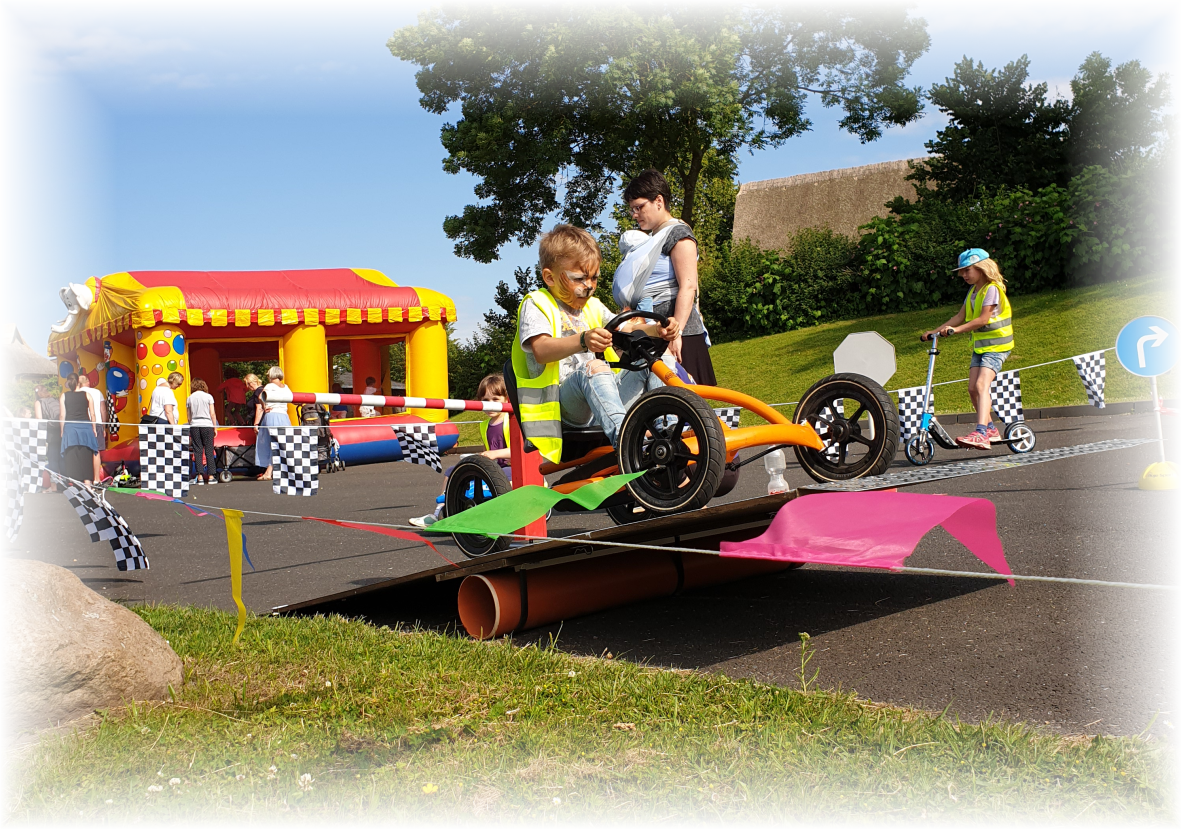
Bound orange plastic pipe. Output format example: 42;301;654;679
456;551;790;639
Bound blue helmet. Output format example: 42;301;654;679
955;248;990;270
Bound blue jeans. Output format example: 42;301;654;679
559;365;661;446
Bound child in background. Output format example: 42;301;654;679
921;248;1015;450
358;376;380;417
409;374;512;528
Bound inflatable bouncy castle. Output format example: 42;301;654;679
46;269;459;464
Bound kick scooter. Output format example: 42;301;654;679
905;332;1036;466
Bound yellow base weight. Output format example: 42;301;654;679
1139;461;1179;491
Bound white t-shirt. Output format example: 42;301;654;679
80;386;105;422
149;384;178;420
359;384;379;417
186;390;217;426
262;383;287;414
518;297;594;383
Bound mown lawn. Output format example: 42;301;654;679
12;606;1170;822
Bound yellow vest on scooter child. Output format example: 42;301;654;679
510;288;620;464
965;283;1014;354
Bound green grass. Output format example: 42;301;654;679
13;606;1170;821
709;274;1177;420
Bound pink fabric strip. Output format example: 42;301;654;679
719;492;1013;584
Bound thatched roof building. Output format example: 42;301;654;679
5;325;58;382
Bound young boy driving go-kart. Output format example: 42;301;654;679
512;224;681;463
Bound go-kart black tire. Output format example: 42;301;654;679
617;386;726;514
792;373;900;482
904;434;935;466
714;457;741;498
445;455;512;558
1004;421;1036;454
606;501;648;525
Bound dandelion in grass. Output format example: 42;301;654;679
422;783;438;794
568;671;577;677
169;778;181;786
147;785;163;793
236;774;246;781
298;773;314;792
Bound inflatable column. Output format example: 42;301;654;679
405;320;448;423
350;339;383;413
279;323;328;424
135;327;191;423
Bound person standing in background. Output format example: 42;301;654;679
217;367;248;426
253;367;291;481
59;373;100;486
34;385;62;490
187;379;219;485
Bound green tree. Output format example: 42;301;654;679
389;6;929;262
1069;52;1170;172
449;266;543;398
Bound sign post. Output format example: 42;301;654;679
1115;316;1178;490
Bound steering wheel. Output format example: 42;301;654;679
601;310;671;372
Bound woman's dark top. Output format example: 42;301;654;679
248;388;264;422
62;391;90;422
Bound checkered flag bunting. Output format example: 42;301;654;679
270;427;319;496
139;424;190;498
63;483;148;570
6;449;27;542
895;386;931;442
809;400;845;461
394;424;443;473
990;371;1024;424
2;418;48;493
1072;351;1106;409
715;407;742;429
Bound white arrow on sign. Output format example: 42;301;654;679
1136;326;1169;368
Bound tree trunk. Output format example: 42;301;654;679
680;145;705;227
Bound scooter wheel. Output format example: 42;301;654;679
792;373;900;482
904;434;935;466
445;455;512;558
1005;421;1036;454
617;386;726;514
218;470;233;484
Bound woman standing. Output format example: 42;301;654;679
187;379;219;485
620;169;717;386
253;367;290;481
58;373;100;486
34;384;62;490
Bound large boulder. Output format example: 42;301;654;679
3;559;183;733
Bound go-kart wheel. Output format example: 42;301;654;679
792;373;900;482
606;501;648;525
218;470;233;484
617;386;725;514
1004;421;1036;454
904;434;935;466
445;456;512;558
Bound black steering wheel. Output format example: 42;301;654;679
600;310;671;372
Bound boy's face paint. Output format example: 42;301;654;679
542;260;599;309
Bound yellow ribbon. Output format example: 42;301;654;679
222;508;247;644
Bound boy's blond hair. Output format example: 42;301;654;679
538;224;601;275
974;257;1007;291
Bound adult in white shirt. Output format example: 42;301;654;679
187;379;220;485
76;373;108;448
253;366;291;481
147;374;183;425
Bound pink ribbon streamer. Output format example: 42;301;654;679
301;517;457;568
719;492;1013;584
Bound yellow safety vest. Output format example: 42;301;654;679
510;288;618;464
965;283;1014;354
478;416;511;452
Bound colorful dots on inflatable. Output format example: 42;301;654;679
152;340;170;358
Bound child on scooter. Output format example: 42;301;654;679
921;248;1014;450
409;373;512;527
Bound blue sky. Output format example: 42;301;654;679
1;0;1176;353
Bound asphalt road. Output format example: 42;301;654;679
8;411;1178;736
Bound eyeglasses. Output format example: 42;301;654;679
628;199;651;216
562;271;599;284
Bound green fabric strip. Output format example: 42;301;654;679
424;472;645;538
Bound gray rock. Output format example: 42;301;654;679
3;559;183;733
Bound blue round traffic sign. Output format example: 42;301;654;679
1115;316;1178;377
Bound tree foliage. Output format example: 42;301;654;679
389;5;929;262
449;266;542;399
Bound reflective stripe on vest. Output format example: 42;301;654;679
510;289;618;464
966;284;1014;354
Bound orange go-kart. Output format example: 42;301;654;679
446;310;900;557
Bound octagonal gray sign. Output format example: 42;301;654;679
833;331;896;386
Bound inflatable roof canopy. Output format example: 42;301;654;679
47;269;455;439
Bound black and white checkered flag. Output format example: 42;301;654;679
2;418;48;493
715;407;742;429
6;449;27;542
63;483;149;570
270;427;319;496
139;423;190;498
812;400;845;461
1072;351;1106;409
394;424;443;473
895;386;931;442
990;371;1024;424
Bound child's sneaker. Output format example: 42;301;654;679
408;514;438;528
956;431;991;450
985;424;1002;442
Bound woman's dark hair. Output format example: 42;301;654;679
476;373;507;401
65;372;79;391
622;169;673;208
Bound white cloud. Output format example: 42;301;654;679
1;3;188;81
925;0;1176;35
147;72;212;90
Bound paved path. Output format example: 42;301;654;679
8;411;1176;736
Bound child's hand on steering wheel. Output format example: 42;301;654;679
585;327;614;353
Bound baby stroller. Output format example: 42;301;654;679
300;403;345;473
